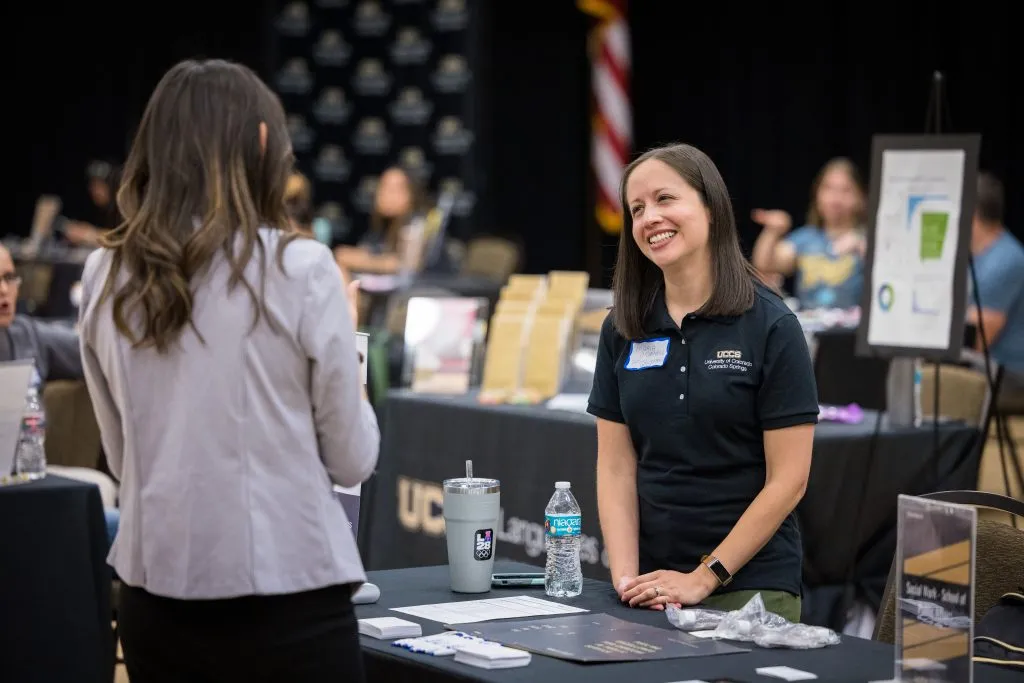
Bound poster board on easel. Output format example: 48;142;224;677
855;134;980;362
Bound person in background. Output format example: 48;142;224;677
0;244;82;379
78;59;378;682
284;171;333;245
64;160;123;247
968;172;1024;412
751;158;867;310
590;143;817;622
334;165;433;283
1;243;119;545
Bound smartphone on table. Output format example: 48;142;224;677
491;572;545;588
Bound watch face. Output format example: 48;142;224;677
707;558;730;583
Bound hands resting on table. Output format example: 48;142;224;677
616;567;719;611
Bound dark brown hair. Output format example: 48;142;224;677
99;59;300;353
284;171;314;230
805;157;866;228
370;166;429;252
975;171;1004;224
613;143;758;340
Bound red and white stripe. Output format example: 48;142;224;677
581;0;631;234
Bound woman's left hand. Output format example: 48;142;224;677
620;568;718;609
831;231;866;258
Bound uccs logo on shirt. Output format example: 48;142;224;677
705;347;752;373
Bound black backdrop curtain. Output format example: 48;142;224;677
13;2;1020;280
627;5;1021;266
473;0;591;275
478;4;1020;282
12;0;273;238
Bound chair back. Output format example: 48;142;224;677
874;491;1024;644
460;236;521;281
920;364;992;427
18;262;54;314
41;380;103;471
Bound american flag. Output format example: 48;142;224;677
579;0;631;236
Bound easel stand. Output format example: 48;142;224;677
926;72;1022;519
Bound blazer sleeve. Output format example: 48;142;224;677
298;249;380;488
77;251;125;480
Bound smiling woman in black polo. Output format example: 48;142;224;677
588;143;818;622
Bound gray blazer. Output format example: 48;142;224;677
3;315;83;382
78;229;380;599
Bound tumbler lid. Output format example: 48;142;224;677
443;477;500;495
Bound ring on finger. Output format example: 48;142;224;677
654;585;662;597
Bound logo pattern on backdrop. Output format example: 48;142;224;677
272;0;475;243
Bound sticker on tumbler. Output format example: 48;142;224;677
545;515;581;538
474;529;493;561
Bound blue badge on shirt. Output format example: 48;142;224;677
625;338;670;370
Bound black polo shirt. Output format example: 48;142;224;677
587;282;818;596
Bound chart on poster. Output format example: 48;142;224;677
866;149;966;350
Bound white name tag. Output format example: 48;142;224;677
625;338;670;370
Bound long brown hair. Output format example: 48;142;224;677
613;143;758;340
369;166;428;251
805;157;866;228
99;59;299;353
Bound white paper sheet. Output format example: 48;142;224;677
756;666;819;681
391;595;588;624
0;361;35;479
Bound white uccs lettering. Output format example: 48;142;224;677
397;476;445;536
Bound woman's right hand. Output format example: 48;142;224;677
347;279;361;329
751;209;793;236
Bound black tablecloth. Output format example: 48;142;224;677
0;475;114;683
365;391;981;629
357;562;1017;683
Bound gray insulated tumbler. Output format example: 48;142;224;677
443;464;500;594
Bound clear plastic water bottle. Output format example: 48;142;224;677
544;481;583;598
15;368;47;479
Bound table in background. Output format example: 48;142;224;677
364;391;982;629
0;475;114;683
357;562;1017;683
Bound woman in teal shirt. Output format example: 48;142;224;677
752;158;867;310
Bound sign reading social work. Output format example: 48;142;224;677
895;494;976;683
857;135;980;361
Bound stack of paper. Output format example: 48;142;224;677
480;270;592;402
453;641;532;669
358;617;422;640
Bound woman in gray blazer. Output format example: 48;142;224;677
77;59;379;683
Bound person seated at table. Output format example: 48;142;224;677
78;58;379;683
589;143;817;623
334;166;435;283
968;171;1024;412
0;244;82;380
2;243;121;543
284;171;333;245
63;160;123;248
751;157;867;311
